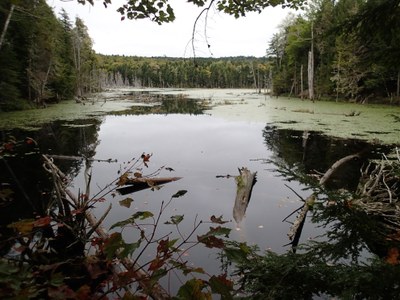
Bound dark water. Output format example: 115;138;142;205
0;94;390;289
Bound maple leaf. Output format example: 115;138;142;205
209;274;234;298
197;235;225;249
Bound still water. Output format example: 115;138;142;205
1;89;391;291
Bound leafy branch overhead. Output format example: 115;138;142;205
78;0;307;24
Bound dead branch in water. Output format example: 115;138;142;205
42;154;170;300
287;153;361;249
353;150;400;233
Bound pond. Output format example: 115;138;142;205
1;88;399;295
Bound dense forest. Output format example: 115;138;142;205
0;0;99;111
0;0;399;111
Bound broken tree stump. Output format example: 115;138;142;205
233;167;257;225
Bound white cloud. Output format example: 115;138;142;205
46;0;293;57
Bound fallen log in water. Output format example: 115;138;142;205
233;167;257;225
42;154;170;299
117;176;182;195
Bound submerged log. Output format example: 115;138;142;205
117;177;182;195
233;167;257;225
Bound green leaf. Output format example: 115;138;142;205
172;190;187;198
133;211;154;220
119;197;133;208
207;226;231;237
119;240;141;258
197;226;231;248
176;278;210;299
223;243;253;264
103;232;124;260
110;211;154;229
165;215;184;225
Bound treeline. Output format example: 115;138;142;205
0;0;100;111
98;55;269;89
1;0;399;112
96;0;400;103
269;0;400;103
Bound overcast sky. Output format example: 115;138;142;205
46;0;294;58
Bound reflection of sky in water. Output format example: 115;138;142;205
72;113;316;283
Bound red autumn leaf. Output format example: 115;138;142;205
80;194;89;201
71;208;85;215
209;274;234;297
25;137;37;145
197;235;225;249
148;257;165;271
4;142;15;151
48;285;76;299
76;285;91;300
386;247;400;265
141;153;151;162
34;216;52;227
95;197;106;203
91;237;103;246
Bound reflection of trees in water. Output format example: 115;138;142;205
112;93;206;115
217;127;400;299
0;118;102;254
261;125;385;191
38;119;101;176
262;125;398;258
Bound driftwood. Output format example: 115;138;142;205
117;177;182;195
42;155;170;300
233;167;257;225
49;154;117;163
287;153;361;247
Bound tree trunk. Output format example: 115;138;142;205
0;4;15;52
308;22;314;101
300;64;304;100
250;62;258;92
